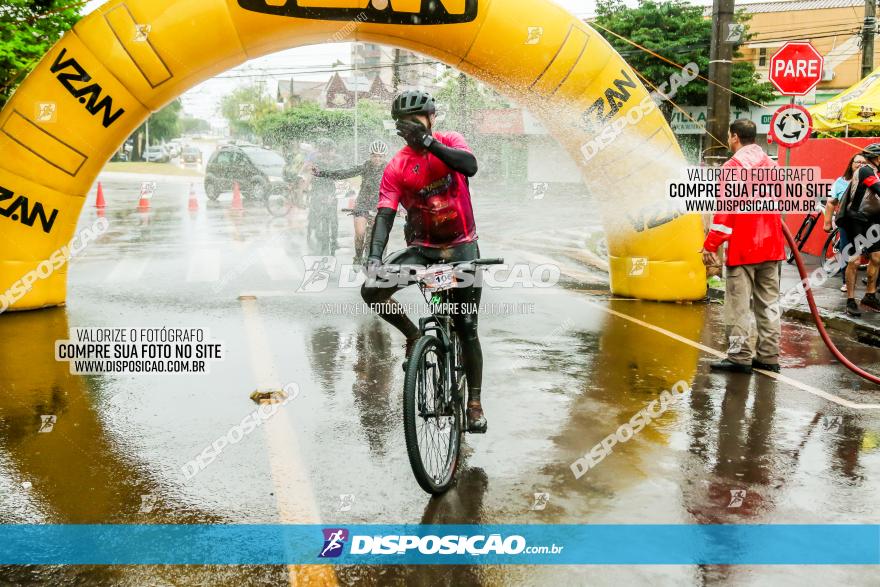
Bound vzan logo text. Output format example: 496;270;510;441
237;0;477;25
0;186;59;234
580;69;638;132
50;48;125;128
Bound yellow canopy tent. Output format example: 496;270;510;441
810;67;880;134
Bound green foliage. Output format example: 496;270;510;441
179;116;211;135
254;99;387;147
434;69;509;134
128;100;183;159
0;0;81;108
594;0;775;112
220;85;279;139
141;99;183;143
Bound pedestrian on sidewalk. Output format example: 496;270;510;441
835;143;880;316
824;153;866;293
701;119;785;374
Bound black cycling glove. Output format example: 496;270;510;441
396;119;430;149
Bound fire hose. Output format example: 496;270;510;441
782;223;880;385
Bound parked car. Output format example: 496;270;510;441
204;144;288;201
181;146;203;166
144;145;170;163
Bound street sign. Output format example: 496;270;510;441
769;42;824;95
769;103;812;148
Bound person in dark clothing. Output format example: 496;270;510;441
824;153;866;292
360;90;488;433
314;140;389;263
836;143;880;316
304;138;342;253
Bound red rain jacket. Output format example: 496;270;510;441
702;144;786;267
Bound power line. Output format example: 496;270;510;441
213;59;443;80
613;28;860;59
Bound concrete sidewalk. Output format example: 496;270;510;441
711;258;880;347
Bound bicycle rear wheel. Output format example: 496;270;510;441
823;228;840;260
403;335;462;494
787;216;816;263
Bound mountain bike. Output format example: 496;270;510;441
265;176;305;217
383;258;503;494
341;206;375;264
822;226;840;261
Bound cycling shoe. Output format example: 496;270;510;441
466;400;487;433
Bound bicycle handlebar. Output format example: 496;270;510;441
472;258;504;265
380;258;505;273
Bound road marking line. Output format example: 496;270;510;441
581;298;880;411
512;249;602;282
186;250;221;283
259;247;302;282
104;257;149;283
240;299;338;586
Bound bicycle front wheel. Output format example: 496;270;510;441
403;335;462;494
266;192;292;217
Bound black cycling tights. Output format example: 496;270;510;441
361;242;483;398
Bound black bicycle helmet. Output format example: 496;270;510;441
391;90;436;120
862;142;880;158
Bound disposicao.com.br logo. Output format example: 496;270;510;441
318;528;563;559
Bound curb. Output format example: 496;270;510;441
709;286;880;349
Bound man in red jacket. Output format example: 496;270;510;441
702;119;786;374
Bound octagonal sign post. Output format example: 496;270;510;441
769;42;824;96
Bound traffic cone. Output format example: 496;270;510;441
187;183;199;212
95;182;106;209
137;191;150;212
231;181;244;212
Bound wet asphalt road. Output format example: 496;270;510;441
1;172;879;586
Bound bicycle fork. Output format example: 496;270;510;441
417;315;457;419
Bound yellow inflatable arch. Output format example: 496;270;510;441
0;0;706;311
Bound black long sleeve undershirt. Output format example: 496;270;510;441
316;162;366;180
368;208;397;261
427;140;478;177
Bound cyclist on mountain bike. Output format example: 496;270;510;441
305;138;342;253
314;140;390;263
361;90;487;433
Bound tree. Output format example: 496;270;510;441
0;0;81;108
179;116;211;135
594;0;775;115
254;100;386;152
434;68;509;136
220;85;278;139
129;99;182;160
145;99;183;142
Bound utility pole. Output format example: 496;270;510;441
392;48;402;92
704;0;735;165
862;0;876;78
458;72;469;135
354;56;359;162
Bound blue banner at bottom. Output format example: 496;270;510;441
0;525;878;565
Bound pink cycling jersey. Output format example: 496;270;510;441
377;131;477;248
